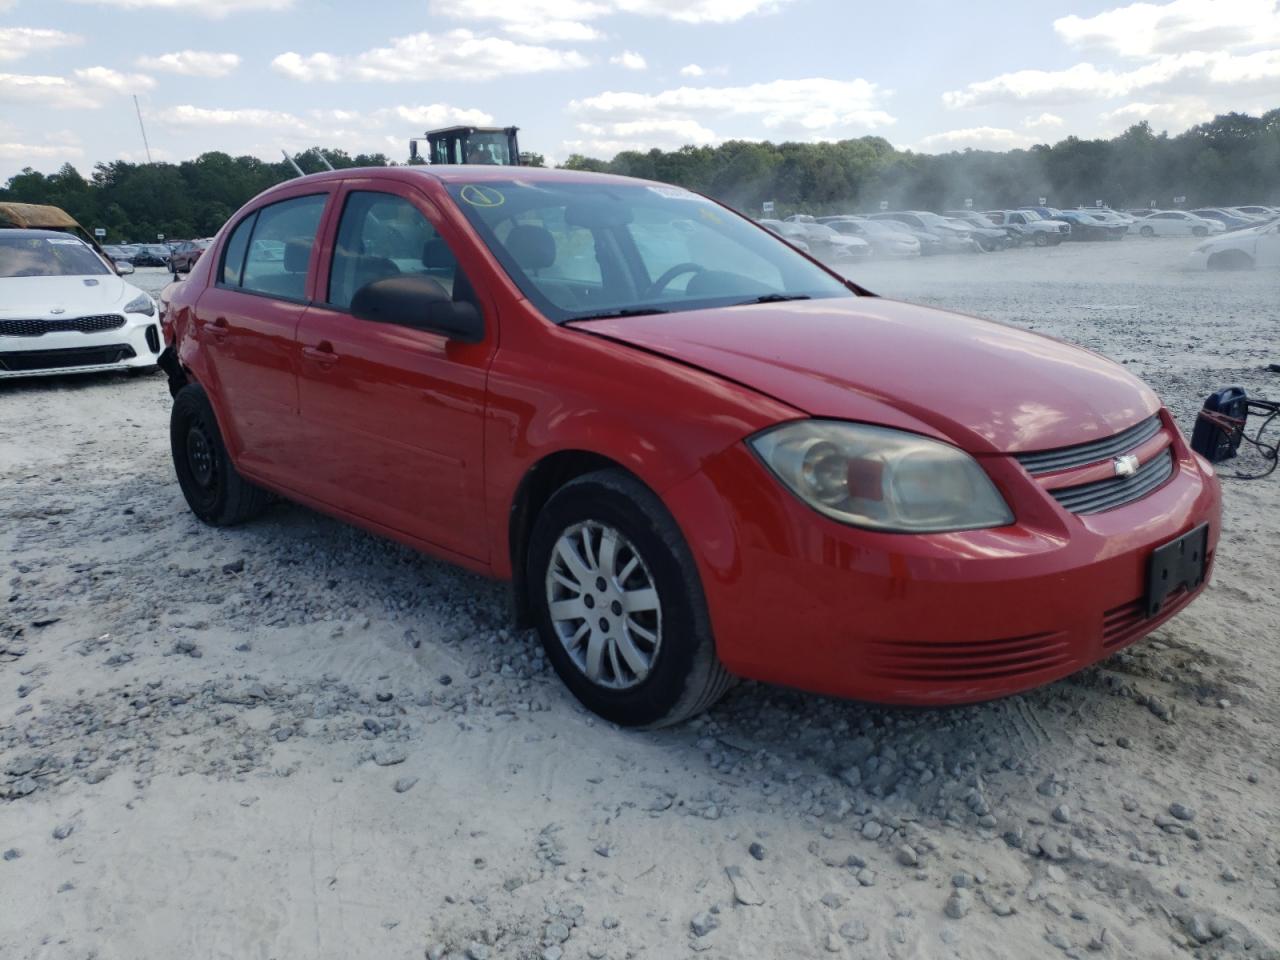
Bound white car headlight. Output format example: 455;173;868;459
750;420;1014;533
124;293;155;317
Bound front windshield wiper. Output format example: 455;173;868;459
565;307;670;323
731;294;812;306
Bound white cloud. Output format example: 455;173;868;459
273;31;588;83
429;0;606;40
0;141;85;160
1101;99;1216;128
68;0;292;15
163;105;315;131
0;27;83;62
0;72;100;109
1055;0;1280;59
571;78;895;139
1024;112;1064;128
135;50;241;77
372;103;497;128
610;50;647;70
943;50;1280;107
616;0;793;24
563;118;719;156
429;0;788;39
915;127;1037;152
679;63;705;77
73;66;155;92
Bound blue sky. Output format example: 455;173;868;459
2;0;1279;179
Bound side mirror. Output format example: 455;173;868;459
350;275;484;343
114;260;135;275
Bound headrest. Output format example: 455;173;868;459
505;225;556;271
284;238;311;273
422;238;457;269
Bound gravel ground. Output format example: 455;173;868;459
2;243;1278;960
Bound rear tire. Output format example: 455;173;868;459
1139;226;1155;237
527;469;733;728
170;383;270;526
1193;226;1208;237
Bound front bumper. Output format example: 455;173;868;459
0;314;162;378
663;418;1222;705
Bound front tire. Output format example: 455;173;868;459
170;383;269;526
1034;232;1049;247
527;470;733;728
1208;250;1254;271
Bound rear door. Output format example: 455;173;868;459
294;179;495;561
193;190;332;483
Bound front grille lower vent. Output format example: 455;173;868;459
1016;415;1162;476
0;344;136;372
0;314;126;337
1050;449;1174;515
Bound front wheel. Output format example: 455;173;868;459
1192;226;1208;237
1034;232;1049;247
1140;226;1155;237
527;470;733;727
170;384;270;526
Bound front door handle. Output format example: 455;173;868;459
301;342;339;367
209;317;229;342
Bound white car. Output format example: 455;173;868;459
1129;211;1225;237
1;229;161;378
1186;218;1280;271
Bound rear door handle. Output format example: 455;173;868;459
301;342;339;367
209;317;229;342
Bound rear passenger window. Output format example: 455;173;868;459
219;213;255;286
239;194;327;301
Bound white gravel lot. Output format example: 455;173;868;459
2;242;1278;960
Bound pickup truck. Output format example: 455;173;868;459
985;210;1071;246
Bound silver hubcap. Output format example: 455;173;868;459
545;521;662;690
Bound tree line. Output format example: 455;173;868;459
2;110;1276;242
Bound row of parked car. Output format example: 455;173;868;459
762;204;1280;262
101;239;211;274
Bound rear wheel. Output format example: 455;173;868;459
170;383;269;526
527;470;733;727
1192;226;1208;237
1139;226;1155;237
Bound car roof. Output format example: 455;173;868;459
0;228;89;241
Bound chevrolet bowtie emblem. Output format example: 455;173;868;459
1113;454;1139;477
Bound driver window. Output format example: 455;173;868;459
329;191;472;311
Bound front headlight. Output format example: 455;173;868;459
749;420;1014;533
124;293;155;317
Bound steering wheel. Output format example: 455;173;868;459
643;262;705;299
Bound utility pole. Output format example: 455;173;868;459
133;95;153;164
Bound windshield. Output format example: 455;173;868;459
446;180;854;322
0;235;111;278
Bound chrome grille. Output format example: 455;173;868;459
1049;449;1174;515
0;314;126;337
1015;415;1162;475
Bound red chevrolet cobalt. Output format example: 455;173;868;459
159;167;1221;726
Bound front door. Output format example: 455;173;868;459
193;191;331;482
295;183;494;561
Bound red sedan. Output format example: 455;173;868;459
158;167;1221;727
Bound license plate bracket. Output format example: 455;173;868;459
1146;523;1209;617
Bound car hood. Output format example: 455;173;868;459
576;298;1159;455
0;275;133;316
